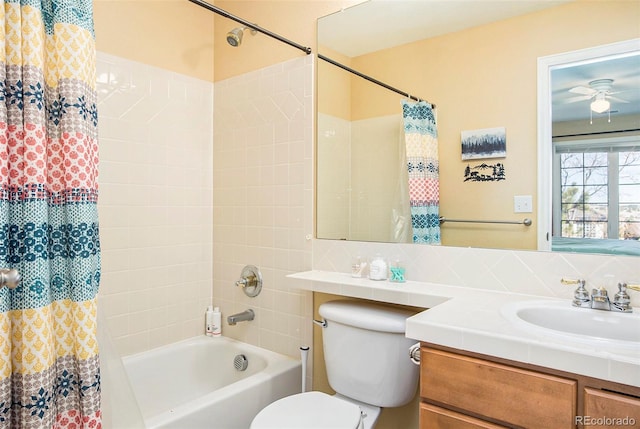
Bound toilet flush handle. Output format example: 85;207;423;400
312;318;327;328
409;342;420;365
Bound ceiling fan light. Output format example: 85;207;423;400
590;98;610;113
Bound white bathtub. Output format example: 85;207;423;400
122;336;302;429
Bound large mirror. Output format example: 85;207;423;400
316;0;640;254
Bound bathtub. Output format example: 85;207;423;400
121;336;302;429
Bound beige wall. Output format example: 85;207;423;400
319;0;640;249
94;0;215;82
213;1;362;81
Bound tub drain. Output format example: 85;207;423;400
234;354;248;371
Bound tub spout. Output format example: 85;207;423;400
227;309;255;325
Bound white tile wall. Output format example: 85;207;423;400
313;239;640;306
212;56;314;360
97;52;214;356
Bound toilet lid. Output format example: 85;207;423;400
250;391;362;429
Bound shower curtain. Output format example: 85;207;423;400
0;0;101;427
401;100;440;244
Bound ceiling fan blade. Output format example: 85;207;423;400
561;95;592;104
569;86;596;95
608;95;629;103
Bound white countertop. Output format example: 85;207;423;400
287;270;640;387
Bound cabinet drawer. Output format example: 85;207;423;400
421;403;507;429
583;388;640;429
421;348;576;429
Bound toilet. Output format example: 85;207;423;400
250;300;419;429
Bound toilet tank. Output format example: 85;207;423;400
318;300;419;408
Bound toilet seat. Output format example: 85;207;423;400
250;391;363;429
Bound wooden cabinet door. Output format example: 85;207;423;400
583;388;640;429
421;348;577;429
420;403;507;429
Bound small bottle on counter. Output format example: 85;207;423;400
389;259;406;283
351;255;368;278
368;254;388;281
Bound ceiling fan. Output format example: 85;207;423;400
565;78;629;113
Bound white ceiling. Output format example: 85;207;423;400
318;0;572;57
318;0;640;123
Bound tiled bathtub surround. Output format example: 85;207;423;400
313;239;640;307
212;56;314;359
97;52;214;356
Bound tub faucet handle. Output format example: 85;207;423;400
235;265;262;297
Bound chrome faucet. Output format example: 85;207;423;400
590;287;611;311
611;282;640;313
561;278;590;308
227;309;255;325
562;278;639;313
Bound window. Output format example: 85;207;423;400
553;137;640;241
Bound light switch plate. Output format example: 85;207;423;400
514;195;533;213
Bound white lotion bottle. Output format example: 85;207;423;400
212;307;222;337
205;305;215;336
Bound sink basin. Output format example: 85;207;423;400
503;300;640;347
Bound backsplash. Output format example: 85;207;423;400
313;239;640;306
97;52;214;356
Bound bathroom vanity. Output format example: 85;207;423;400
419;345;639;429
288;271;640;429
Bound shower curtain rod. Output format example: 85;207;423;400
318;54;435;109
188;0;312;55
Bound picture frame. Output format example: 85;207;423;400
461;127;506;160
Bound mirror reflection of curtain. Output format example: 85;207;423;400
402;100;440;244
391;117;412;242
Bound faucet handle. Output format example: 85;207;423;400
235;265;263;298
612;282;637;313
561;278;584;286
562;278;590;308
624;283;640;292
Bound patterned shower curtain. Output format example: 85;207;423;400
0;0;101;427
402;100;440;244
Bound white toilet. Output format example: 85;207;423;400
250;300;419;429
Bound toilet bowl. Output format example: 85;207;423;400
250;300;419;429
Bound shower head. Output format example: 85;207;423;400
226;27;256;47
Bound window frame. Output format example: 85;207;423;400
552;135;640;241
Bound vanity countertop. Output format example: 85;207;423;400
287;270;640;387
